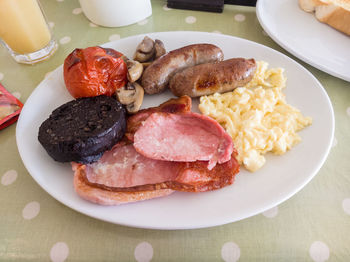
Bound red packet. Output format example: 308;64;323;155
0;83;23;130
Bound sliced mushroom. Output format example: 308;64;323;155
126;60;143;83
125;83;144;114
134;36;155;62
154;39;166;59
116;82;144;114
116;83;137;104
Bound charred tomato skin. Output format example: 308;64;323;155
63;46;127;98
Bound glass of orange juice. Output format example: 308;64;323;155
0;0;57;64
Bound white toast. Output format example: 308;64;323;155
299;0;350;35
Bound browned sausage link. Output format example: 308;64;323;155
169;58;257;97
141;44;224;95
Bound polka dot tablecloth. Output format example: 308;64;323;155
0;0;349;261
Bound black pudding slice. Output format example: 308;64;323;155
38;95;126;164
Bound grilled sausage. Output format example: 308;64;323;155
169;58;257;97
141;44;224;94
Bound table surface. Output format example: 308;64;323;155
1;0;349;261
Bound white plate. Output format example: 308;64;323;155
16;31;334;230
256;0;350;82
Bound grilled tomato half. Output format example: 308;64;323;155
63;46;127;98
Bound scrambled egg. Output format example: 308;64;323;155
199;61;312;172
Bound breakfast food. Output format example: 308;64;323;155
141;44;224;94
73;141;239;205
63;46;127;98
199;61;312;172
73;147;239;205
75;142;238;193
81;142;181;189
115;82;144;114
70;96;239;205
38;95;126;163
299;0;350;35
73;163;175;206
36;39;313;207
298;0;329;11
169;58;257;97
133;112;234;170
126;95;192;141
125;59;143;83
133;36;166;63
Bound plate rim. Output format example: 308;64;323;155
256;0;350;82
16;31;335;230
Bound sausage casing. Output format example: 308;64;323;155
141;44;224;94
169;58;257;97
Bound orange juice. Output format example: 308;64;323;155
0;0;51;54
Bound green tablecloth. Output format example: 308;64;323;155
1;0;349;261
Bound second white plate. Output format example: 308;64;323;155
257;0;350;82
16;31;334;230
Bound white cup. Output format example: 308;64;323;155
79;0;152;27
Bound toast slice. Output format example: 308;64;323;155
299;0;329;12
299;0;350;35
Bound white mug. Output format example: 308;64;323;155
79;0;152;27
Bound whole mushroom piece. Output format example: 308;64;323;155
154;39;166;59
116;82;144;114
134;37;166;64
134;36;155;62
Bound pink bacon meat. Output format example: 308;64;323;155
133;112;234;170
